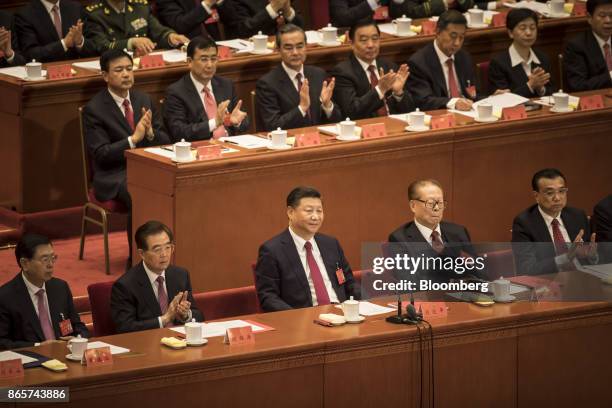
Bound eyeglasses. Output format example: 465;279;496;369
540;188;568;199
147;243;175;255
413;199;447;209
34;254;59;264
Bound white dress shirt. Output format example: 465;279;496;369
40;0;85;51
143;262;192;327
281;62;335;118
108;89;138;148
266;4;296;22
355;56;385;99
433;40;461;109
288;227;339;306
592;31;612;80
190;72;220;132
414;219;443;248
201;0;225;15
22;272;53;327
537;206;574;267
508;43;545;96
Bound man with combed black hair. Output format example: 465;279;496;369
0;234;89;350
164;35;248;142
512;168;597;275
111;221;203;333
330;20;414;120
407;10;480;111
255;186;360;312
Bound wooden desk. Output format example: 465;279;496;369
2;289;612;408
126;90;612;293
0;17;588;212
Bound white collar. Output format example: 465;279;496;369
108;88;131;106
433;40;454;64
355;55;377;72
22;271;46;295
414;219;442;242
143;261;166;285
592;31;611;49
288;226;316;252
509;43;540;68
190;72;213;95
40;0;61;13
538;205;564;228
281;62;305;82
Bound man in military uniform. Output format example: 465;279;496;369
85;0;189;55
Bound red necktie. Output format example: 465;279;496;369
551;219;568;255
296;72;311;121
36;289;56;340
156;275;168;314
431;230;444;254
202;87;227;139
51;5;62;39
446;58;460;98
603;43;612;72
122;99;135;132
367;65;389;117
304;241;330;306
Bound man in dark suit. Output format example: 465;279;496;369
15;0;93;63
563;0;612;92
488;9;554;97
225;0;304;39
255;186;360;312
0;11;25;67
512;168;597;276
256;24;341;131
156;0;234;40
407;10;479;111
593;194;612;262
330;21;415;120
0;234;89;350
163;36;248;142
111;221;203;333
330;0;385;28
388;179;485;284
84;49;170;259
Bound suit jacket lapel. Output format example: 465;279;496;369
277;66;300;107
136;264;162;315
45;281;62;338
34;0;62;41
165;267;179;301
350;54;371;96
426;44;448;97
183;75;206;120
280;229;311;294
15;275;45;341
315;235;341;291
587;31;608;71
103;89;133;135
530;208;553;242
561;209;580;241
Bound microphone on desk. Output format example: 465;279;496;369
385;293;406;324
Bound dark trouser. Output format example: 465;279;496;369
115;181;133;265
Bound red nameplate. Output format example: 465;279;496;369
373;6;389;20
224;326;254;345
0;358;24;380
579;95;604;111
198;145;222;159
295;132;321;147
430;114;455;129
415;301;448;319
336;267;346;285
361;123;387;139
205;8;219;24
501;105;527;121
59;318;73;337
47;64;72;79
573;3;586;16
218;46;232;60
492;12;507;28
140;54;164;69
84;346;113;367
421;20;436;36
343;30;350;43
465;85;477;99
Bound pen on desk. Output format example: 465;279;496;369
224;140;240;145
313;319;334;327
161;145;174;152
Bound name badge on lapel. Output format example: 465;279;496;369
59;313;73;337
131;18;148;31
335;263;346;285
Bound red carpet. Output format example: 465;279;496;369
0;232;127;297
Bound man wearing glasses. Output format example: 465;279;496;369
0;234;89;350
111;221;203;333
388;179;481;283
512;168;597;275
256;24;341;131
164;35;248;142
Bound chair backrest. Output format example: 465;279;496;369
249;90;258;133
476;61;490;96
484;249;515;280
78;106;93;202
557;53;564;91
311;0;330;29
87;281;116;337
193;286;259;321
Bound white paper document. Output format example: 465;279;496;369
335;301;396;316
219;135;270;149
216;39;252;50
0;67;48;80
87;341;130;355
475;92;529;108
171;320;268;339
577;263;612;280
150;49;187;63
73;60;102;71
0;351;38;365
305;30;323;44
378;23;396;36
317;125;363;137
389;113;432;125
533;95;581;108
504;1;549;14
